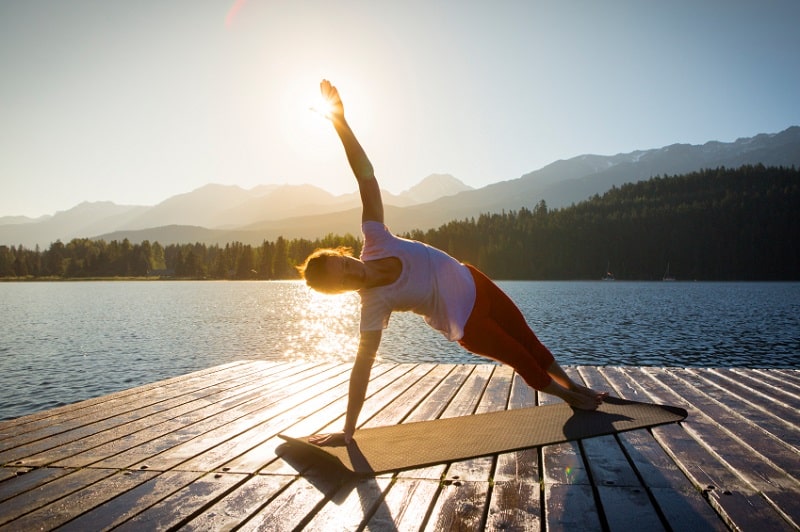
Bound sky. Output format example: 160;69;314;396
1;1;799;218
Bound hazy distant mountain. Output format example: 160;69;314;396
243;126;800;242
387;126;800;229
0;214;51;225
3;127;798;248
122;184;266;230
1;174;472;248
0;202;147;248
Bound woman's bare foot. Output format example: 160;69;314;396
570;383;609;401
543;381;603;410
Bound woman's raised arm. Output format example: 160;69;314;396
321;80;384;224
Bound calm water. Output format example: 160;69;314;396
1;280;798;420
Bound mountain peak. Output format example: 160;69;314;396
3;126;798;248
400;173;473;204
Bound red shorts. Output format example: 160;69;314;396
458;265;554;389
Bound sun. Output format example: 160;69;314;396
276;72;375;192
309;93;335;120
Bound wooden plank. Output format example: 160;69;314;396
133;364;355;471
616;429;726;532
362;365;475;530
582;435;665;531
617;367;797;532
233;474;343;532
486;479;540;532
171;474;290;532
33;363;344;470
298;364;459;530
171;365;356;473
363;364;453;429
0;361;261;440
239;364;432;530
486;372;541;531
493;373;539;482
647;367;800;527
0;467;116;527
361;364;461;530
693;370;800;440
540;368;602;531
85;364;357;470
423;365;512;530
298;476;394;532
424;480;490;532
681;369;800;470
1;362;797;531
579;366;723;531
707;368;800;420
217;362;406;475
736;368;800;398
54;471;205;531
697;368;800;447
545;484;601;532
0;360;252;432
445;364;509;482
15;364;326;469
420;364;499;530
0;467;27;484
574;367;664;531
0;466;76;504
285;364;482;530
0;361;310;466
365;479;440;531
594;366;727;532
111;472;246;532
2;469;158;531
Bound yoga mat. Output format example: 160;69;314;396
278;397;687;475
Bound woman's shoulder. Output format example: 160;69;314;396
361;221;396;243
362;220;390;234
361;221;403;260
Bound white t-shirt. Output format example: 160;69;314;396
359;221;476;341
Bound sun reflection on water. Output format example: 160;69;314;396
280;287;360;363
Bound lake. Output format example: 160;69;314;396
1;280;798;420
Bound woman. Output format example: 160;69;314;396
300;80;606;445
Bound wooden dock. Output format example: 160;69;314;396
0;361;798;531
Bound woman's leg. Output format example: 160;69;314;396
460;265;606;408
460;315;554;390
460;266;553;388
460;317;603;409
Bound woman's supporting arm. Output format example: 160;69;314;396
342;329;382;441
308;329;381;446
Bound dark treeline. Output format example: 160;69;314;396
0;234;362;280
2;165;798;281
405;164;798;280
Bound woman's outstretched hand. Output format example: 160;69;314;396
319;79;345;122
308;429;353;446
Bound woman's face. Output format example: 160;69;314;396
324;255;366;292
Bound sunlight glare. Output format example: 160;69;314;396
277;71;376;193
281;287;360;363
309;93;335;121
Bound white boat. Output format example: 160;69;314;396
663;262;676;281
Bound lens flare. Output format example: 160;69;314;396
225;0;247;28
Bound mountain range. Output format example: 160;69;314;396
2;126;798;248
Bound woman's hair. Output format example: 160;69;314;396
296;246;354;294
